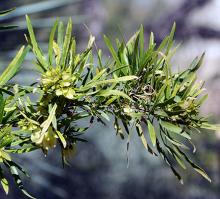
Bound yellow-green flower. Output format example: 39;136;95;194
18;118;39;131
56;87;75;99
31;126;58;151
41;67;61;87
41;67;76;99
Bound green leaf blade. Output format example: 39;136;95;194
0;46;29;86
147;120;156;146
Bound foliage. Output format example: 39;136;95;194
0;8;17;30
0;8;33;197
0;14;218;198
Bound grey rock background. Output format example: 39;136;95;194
0;0;220;198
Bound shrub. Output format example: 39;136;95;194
0;15;218;198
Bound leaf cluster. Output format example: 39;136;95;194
0;15;218;198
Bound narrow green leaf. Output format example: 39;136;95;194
69;38;76;67
126;30;139;53
48;19;58;65
136;123;148;150
90;69;107;82
181;74;197;99
174;154;187;170
149;32;154;49
87;35;95;49
61;18;72;67
193;167;211;182
147;120;156;146
40;104;57;134
105;96;118;106
176;147;211;182
166;22;176;55
95;76;137;85
0;8;15;16
114;117;124;139
164;134;190;150
26;15;47;70
153;83;167;106
0;173;9;195
53;41;61;66
0;93;5;123
157;36;169;52
56;131;67;148
160;120;182;134
0;46;29;86
104;35;121;65
98;110;110;121
0;25;17;30
131;33;140;74
197;94;208;106
98;89;133;101
10;165;36;199
57;21;64;50
139;25;144;59
157;141;183;184
200;123;220;131
189;52;205;72
81;76;137;91
6;145;37;154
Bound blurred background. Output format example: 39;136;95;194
0;0;220;198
